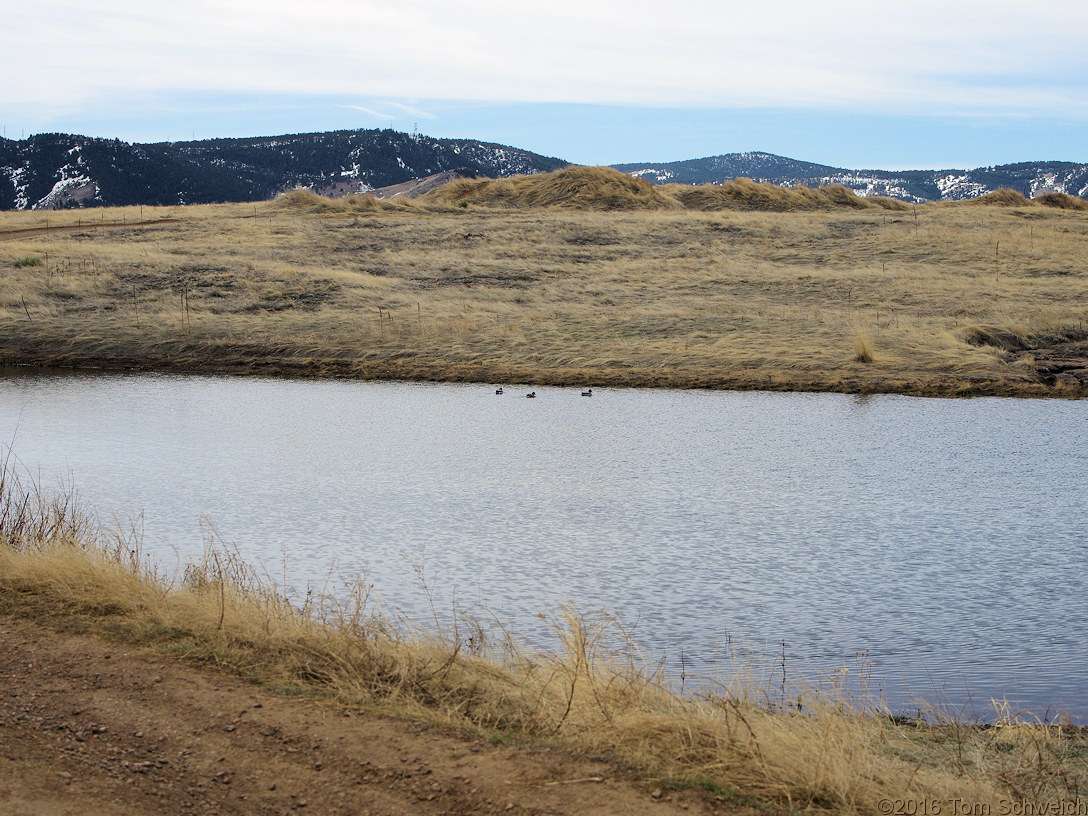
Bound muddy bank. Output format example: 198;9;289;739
0;346;1083;399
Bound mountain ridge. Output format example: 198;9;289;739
611;151;1088;203
0;129;568;211
2;129;1086;210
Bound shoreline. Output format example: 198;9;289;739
0;353;1081;400
2;463;1086;813
3;536;1086;814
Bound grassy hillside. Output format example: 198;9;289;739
1;168;1086;396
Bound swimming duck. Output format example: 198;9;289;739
581;389;592;397
526;391;536;398
495;387;503;394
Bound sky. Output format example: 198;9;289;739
4;0;1087;170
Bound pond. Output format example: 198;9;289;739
1;368;1085;720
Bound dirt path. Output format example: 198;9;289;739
0;616;740;816
0;219;182;242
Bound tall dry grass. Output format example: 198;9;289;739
852;328;875;363
1;459;1085;813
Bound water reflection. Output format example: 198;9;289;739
1;368;1085;720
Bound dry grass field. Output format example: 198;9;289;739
1;167;1087;396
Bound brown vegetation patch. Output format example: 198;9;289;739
960;324;1032;352
414;271;539;289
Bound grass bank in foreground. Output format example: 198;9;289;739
1;168;1087;397
1;465;1084;814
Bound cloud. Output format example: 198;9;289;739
337;102;435;126
339;105;395;121
7;0;1088;120
385;103;436;120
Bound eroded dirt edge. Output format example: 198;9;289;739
0;614;751;816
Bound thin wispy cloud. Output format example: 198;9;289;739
338;103;435;126
385;103;436;120
339;105;395;121
8;0;1088;117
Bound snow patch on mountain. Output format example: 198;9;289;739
821;174;925;203
33;170;98;210
628;168;674;182
6;166;29;210
936;174;988;199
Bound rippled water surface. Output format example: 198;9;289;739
2;369;1085;719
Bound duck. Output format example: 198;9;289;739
581;388;593;397
526;391;536;398
495;387;503;395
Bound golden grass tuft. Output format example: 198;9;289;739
276;187;327;208
971;189;1032;207
2;462;1086;813
852;328;875;363
1036;192;1088;211
419;166;682;211
276;187;414;213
